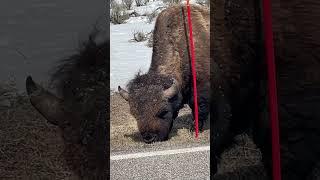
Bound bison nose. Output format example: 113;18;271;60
142;133;157;143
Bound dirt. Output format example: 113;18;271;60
0;90;75;179
0;84;263;179
110;92;263;175
110;92;210;152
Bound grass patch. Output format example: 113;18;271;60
110;93;263;174
122;0;134;10
110;93;210;152
0;83;75;179
132;30;148;42
111;2;130;24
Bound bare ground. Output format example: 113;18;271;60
0;83;77;179
110;92;264;174
110;93;210;152
0;83;263;179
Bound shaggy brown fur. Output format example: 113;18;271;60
212;0;320;179
119;5;210;143
26;28;109;179
150;5;210;86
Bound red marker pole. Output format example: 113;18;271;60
186;0;199;138
262;0;281;179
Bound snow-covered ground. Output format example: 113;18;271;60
110;1;162;91
110;22;154;91
110;0;200;91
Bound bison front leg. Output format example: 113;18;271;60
211;86;233;176
189;95;209;132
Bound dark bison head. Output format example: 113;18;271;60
25;28;109;179
26;75;108;179
118;73;183;143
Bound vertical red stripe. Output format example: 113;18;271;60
186;0;199;138
262;0;281;180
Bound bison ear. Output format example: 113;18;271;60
118;86;129;101
163;78;179;99
26;76;71;126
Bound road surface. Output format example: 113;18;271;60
110;145;210;180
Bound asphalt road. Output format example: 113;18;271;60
110;145;210;180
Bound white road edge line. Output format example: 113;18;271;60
110;145;210;161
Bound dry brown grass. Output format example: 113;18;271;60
218;134;263;174
110;93;210;152
0;87;75;179
0;84;262;178
110;92;263;174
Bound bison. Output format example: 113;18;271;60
118;5;210;143
212;0;320;179
25;27;109;179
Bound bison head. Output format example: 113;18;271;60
118;74;183;143
25;76;108;179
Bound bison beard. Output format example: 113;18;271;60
212;0;320;180
118;5;210;144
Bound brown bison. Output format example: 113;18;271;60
212;0;320;179
25;27;109;179
118;5;210;143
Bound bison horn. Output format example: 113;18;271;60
118;86;129;101
26;76;73;126
163;78;179;99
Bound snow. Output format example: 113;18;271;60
110;22;154;91
130;1;165;15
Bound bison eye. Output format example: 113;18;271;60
156;110;169;119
